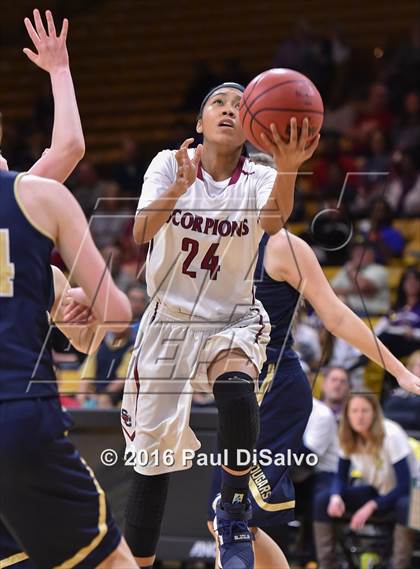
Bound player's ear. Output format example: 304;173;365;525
196;119;203;134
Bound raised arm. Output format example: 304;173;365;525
133;140;202;244
26;10;85;182
266;232;420;394
17;175;131;328
259;119;319;235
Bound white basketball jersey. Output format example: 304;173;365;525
137;149;276;320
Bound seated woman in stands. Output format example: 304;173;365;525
313;393;416;569
376;266;420;394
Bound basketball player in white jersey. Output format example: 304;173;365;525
121;82;319;569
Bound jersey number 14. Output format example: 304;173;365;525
0;229;15;297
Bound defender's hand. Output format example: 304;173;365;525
23;9;69;74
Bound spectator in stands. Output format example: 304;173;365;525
318;327;364;390
375;266;420;396
322;96;356;136
384;350;420;431
125;283;148;340
362;197;405;263
91;180;131;249
314;393;416;569
292;389;339;567
376;266;420;356
331;239;390;315
293;303;322;368
101;243;136;292
386;151;420;216
272;20;330;97
363;129;391;181
321;367;350;422
351;83;393;149
112;136;145;197
79;284;148;408
303;394;339;491
325;25;351;106
393;91;420;154
71;159;105;217
118;219;148;285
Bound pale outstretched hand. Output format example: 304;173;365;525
62;288;96;325
396;369;420;395
261;118;320;173
23;9;69;74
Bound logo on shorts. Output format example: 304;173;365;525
232;493;244;504
121;408;132;428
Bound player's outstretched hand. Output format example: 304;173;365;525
174;138;203;195
261;117;320;173
396;369;420;395
63;288;96;325
23;9;69;74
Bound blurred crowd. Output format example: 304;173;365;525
3;16;420;568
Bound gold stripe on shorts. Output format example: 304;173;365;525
249;477;295;512
0;552;29;568
53;459;108;568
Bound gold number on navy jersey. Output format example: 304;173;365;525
0;229;15;297
181;238;220;280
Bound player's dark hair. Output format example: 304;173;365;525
198;82;245;119
197;82;248;157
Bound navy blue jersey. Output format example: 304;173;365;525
0;171;56;400
254;233;300;362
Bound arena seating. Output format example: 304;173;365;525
1;0;419;162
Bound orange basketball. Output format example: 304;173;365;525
239;68;324;153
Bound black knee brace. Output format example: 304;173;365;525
124;471;170;557
213;371;259;470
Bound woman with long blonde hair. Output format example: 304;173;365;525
314;393;416;569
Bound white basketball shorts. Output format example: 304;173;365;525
121;299;270;475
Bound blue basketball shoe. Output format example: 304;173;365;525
213;494;254;569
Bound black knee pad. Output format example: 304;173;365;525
125;471;170;557
213;371;259;470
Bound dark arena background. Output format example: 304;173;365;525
0;1;419;568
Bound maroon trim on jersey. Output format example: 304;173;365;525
122;425;135;442
123;353;142;442
255;310;264;344
230;156;246;185
134;362;140;393
197;162;204;181
150;301;159;324
197;155;246;186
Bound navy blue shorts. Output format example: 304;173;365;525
0;397;121;568
208;355;312;527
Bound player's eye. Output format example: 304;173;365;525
214;98;224;105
